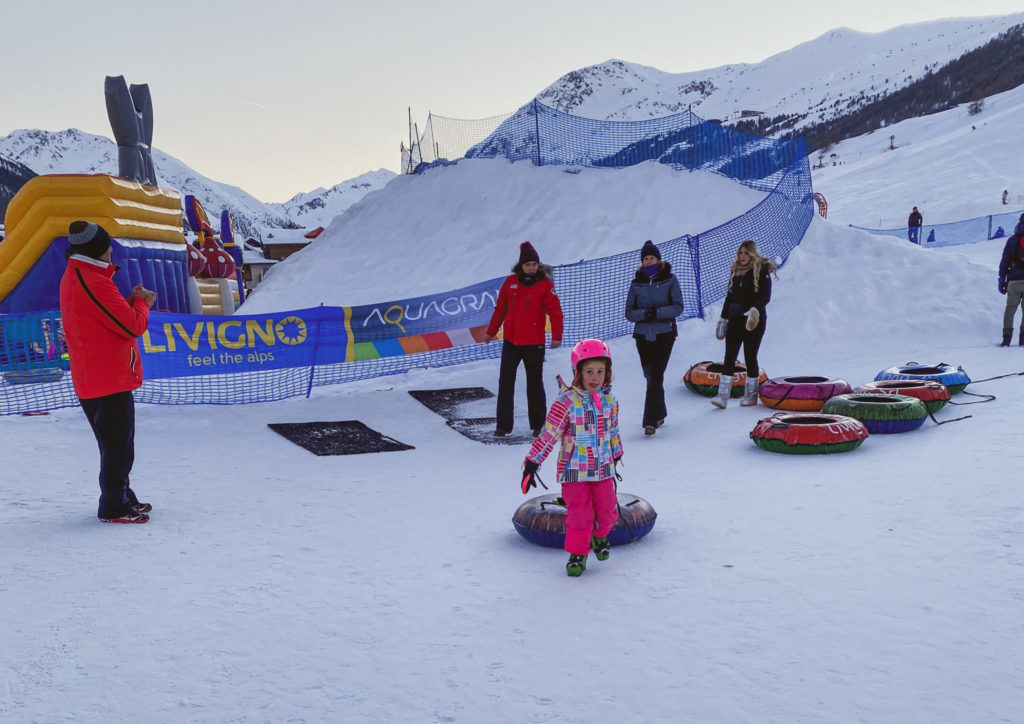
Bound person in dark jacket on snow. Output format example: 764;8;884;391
482;241;563;437
624;240;683;436
907;207;923;244
1014;213;1024;237
59;221;156;523
712;239;777;409
998;232;1024;346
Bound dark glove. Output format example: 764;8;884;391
999;277;1007;295
644;306;657;322
521;459;547;494
613;456;623;482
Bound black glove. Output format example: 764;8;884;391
521;460;547;494
999;277;1007;295
644;306;657;321
613;456;623;482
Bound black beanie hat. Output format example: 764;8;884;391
518;241;540;265
640;239;661;262
67;221;112;260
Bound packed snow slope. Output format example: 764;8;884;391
3;212;1020;723
239;159;767;311
812;82;1024;227
3;85;1024;722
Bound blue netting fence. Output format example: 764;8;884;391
850;209;1024;247
409;99;808;193
3;105;812;414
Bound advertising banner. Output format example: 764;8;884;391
139;277;504;378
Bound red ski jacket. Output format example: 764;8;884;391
59;256;150;399
486;271;563;345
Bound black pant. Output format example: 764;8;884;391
723;316;766;376
80;390;137;518
635;332;675;427
496;341;546;432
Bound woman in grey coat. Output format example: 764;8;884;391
624;240;684;436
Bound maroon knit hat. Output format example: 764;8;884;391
518;241;540;265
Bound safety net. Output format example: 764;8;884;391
2;105;813;414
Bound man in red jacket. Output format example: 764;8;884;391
482;242;563;437
59;221;156;523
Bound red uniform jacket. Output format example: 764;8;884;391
59;256;150;399
486;271;564;345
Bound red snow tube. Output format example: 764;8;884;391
853;379;950;413
750;413;869;454
758;376;852;411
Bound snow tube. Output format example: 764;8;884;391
512;493;657;548
758;376;852;411
683;361;768;398
750;413;868;454
853;379;950;413
874;363;970;395
822;393;928;434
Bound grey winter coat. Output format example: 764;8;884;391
624;262;684;341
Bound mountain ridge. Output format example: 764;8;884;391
0;128;396;238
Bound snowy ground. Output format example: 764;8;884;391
3;103;1024;722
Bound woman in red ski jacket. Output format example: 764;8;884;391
482;241;563;436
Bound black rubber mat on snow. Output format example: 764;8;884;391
267;420;414;456
408;387;535;445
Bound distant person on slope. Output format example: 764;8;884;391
1002;189;1009;205
520;339;622;577
907;207;923;244
997;231;1024;347
59;221;156;523
624;240;683;436
711;240;777;409
482;242;563;437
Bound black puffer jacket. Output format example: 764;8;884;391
720;266;772;323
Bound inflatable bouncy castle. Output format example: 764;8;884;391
0;76;237;316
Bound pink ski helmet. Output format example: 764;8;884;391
571;338;611;371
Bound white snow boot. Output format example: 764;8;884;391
710;373;732;409
740;376;760;406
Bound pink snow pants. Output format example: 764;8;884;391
562;478;618;555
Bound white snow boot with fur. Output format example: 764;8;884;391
711;374;733;409
740;376;760;406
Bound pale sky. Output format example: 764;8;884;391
1;0;1021;202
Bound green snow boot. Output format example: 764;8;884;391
590;535;610;561
566;553;588;577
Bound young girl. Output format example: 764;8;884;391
520;339;624;576
712;239;778;409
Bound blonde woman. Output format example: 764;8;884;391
712;240;778;408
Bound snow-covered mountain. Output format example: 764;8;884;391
269;168;397;228
0;129;395;237
537;14;1024;129
0;153;36;221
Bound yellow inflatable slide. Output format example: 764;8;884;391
0;174;185;305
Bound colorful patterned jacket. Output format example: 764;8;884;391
527;385;623;483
